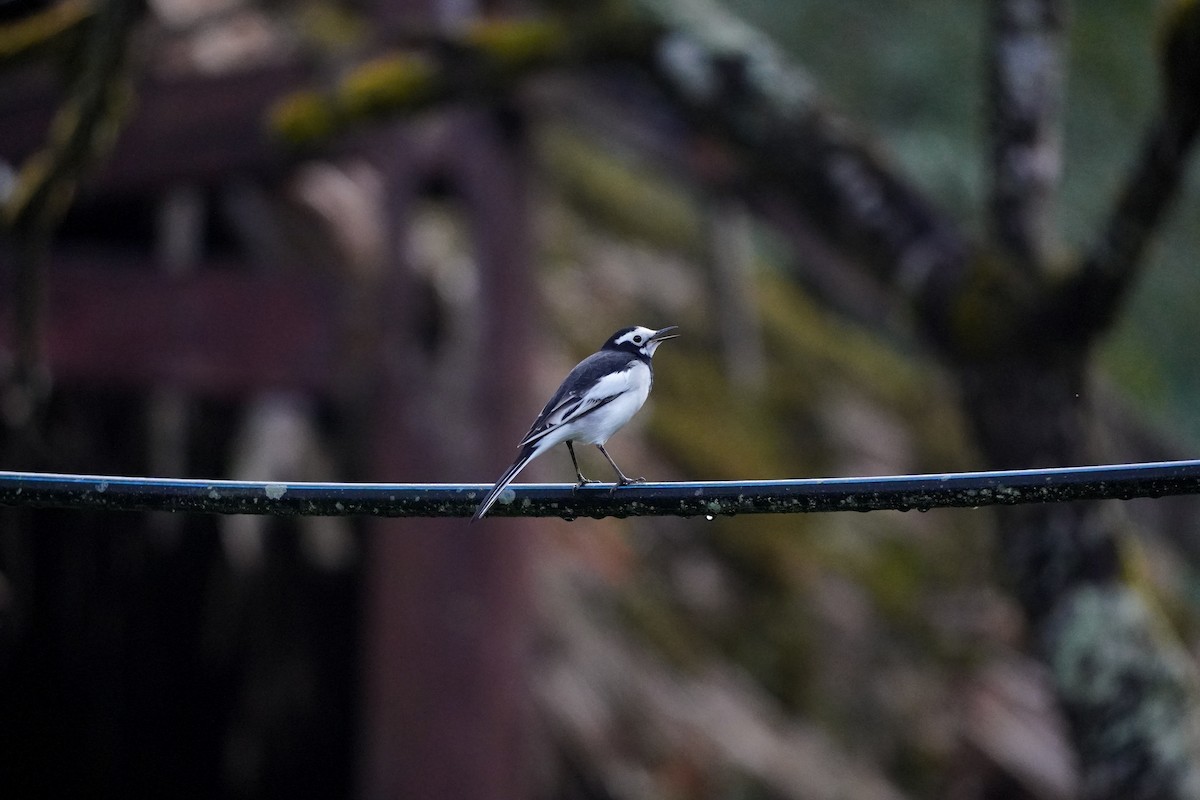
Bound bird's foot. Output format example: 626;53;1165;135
574;476;600;490
609;476;645;494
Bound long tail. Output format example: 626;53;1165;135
472;443;540;522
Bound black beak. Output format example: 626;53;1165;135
649;326;680;342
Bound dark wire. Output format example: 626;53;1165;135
1;459;1199;519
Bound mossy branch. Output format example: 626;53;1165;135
3;0;140;238
1;0;141;435
0;0;92;69
269;19;577;146
270;1;971;347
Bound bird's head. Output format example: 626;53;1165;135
603;325;679;358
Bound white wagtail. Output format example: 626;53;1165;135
472;325;679;521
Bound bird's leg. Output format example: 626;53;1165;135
567;441;598;488
596;444;644;491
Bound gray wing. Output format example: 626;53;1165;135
518;351;637;447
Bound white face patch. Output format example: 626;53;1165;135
613;326;659;350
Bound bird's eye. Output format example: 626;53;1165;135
633;335;643;343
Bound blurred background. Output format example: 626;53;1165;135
2;0;1199;798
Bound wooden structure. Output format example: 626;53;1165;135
0;3;534;798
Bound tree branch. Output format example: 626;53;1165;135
985;0;1068;273
270;1;973;344
2;0;141;438
606;0;973;343
3;0;140;237
0;0;92;69
1052;1;1200;346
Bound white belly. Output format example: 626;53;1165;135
568;361;652;446
577;387;649;444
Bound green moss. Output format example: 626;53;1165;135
757;274;971;470
652;353;791;480
758;277;914;400
538;126;706;255
295;2;366;52
4;151;54;227
0;0;90;67
268;89;339;146
270;53;441;145
618;583;710;670
726;597;820;711
945;251;1030;357
339;53;439;120
464;18;567;71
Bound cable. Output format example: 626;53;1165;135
1;459;1198;519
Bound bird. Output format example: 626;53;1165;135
472;325;679;521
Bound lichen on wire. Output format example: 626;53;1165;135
1;460;1198;520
